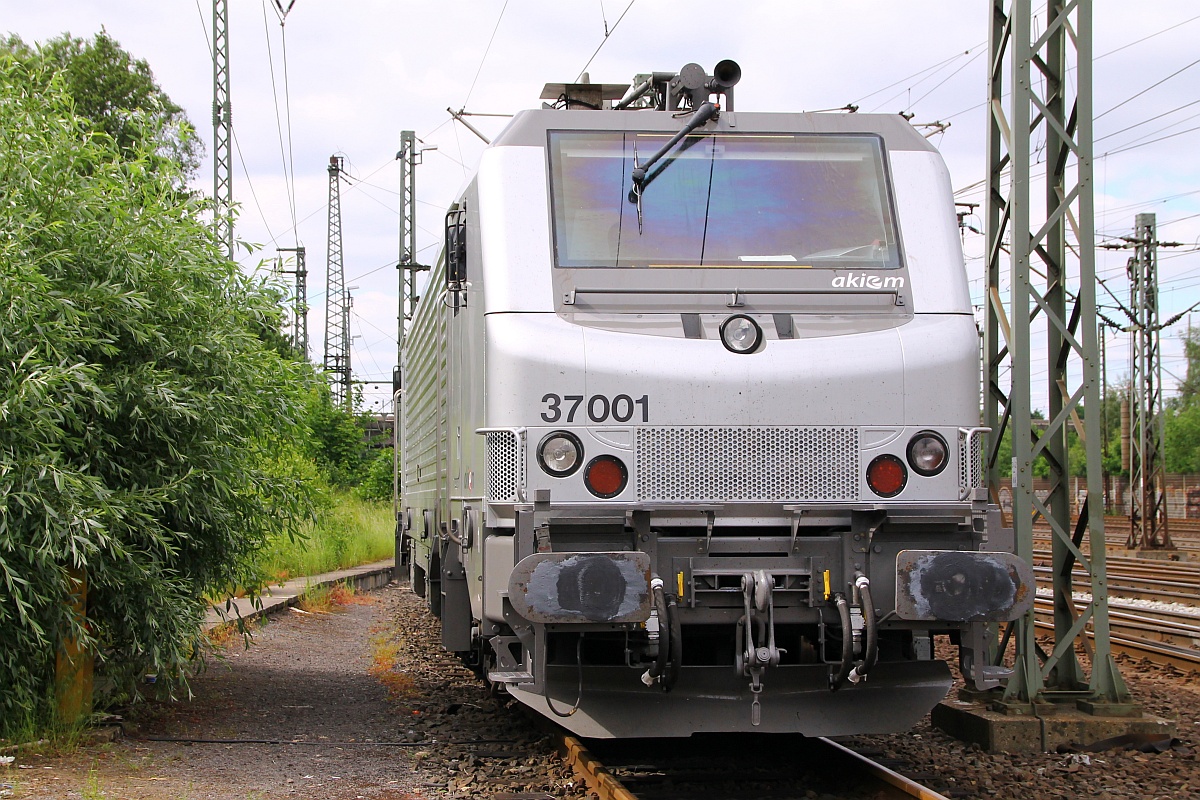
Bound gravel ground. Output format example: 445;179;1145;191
849;647;1199;799
2;581;1196;800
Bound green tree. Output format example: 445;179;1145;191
302;391;375;488
1161;327;1200;473
1097;385;1126;476
356;448;396;502
990;409;1050;478
1;30;201;181
0;57;312;734
1173;326;1200;405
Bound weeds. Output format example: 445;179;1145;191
297;583;336;613
81;765;103;800
0;710;95;759
296;580;365;613
259;492;393;581
204;624;239;650
368;630;416;703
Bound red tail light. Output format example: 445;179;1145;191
584;455;628;498
867;454;907;497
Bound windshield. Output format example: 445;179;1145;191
549;131;902;270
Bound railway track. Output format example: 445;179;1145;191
559;732;951;800
1031;563;1200;604
1029;532;1200;670
1033;596;1200;671
1032;515;1200;554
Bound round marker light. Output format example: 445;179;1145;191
584;455;628;498
867;454;907;497
720;314;763;354
907;431;948;477
537;431;583;477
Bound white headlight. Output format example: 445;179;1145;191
907;432;948;476
538;432;583;477
720;315;762;354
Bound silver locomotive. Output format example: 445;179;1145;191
398;61;1032;738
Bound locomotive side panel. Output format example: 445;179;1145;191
402;253;448;607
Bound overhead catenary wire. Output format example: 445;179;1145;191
462;0;510;109
575;0;636;82
306;242;439;304
231;129;279;253
261;0;299;246
1095;55;1200;121
902;48;985;115
1101;123;1200;158
938;11;1200;126
280;10;299;244
1095;98;1200;144
865;43;985;114
256;157;400;252
851;44;984;107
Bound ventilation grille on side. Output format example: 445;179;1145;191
636;427;859;502
486;430;524;502
958;427;985;499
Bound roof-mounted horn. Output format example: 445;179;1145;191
665;60;740;111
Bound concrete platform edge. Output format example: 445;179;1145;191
204;559;396;631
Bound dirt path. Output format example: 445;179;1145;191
4;584;582;800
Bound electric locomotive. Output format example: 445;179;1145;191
399;61;1032;738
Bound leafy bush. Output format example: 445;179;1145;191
356;448;395;502
302;391;373;488
0;57;315;735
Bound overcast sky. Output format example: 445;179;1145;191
4;1;1199;413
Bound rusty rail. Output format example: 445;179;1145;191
557;731;950;800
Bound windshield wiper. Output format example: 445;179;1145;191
628;101;718;232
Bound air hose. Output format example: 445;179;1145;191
829;593;854;691
847;574;878;685
641;578;670;687
665;593;682;691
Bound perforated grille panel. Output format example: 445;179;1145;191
486;431;524;501
636;427;859;502
958;428;984;499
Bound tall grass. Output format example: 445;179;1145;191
258;491;394;583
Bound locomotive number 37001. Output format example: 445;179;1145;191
540;393;649;424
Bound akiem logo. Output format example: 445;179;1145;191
831;273;905;289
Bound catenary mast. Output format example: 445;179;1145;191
324;156;350;409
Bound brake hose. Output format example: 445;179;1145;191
829;593;854;691
847;575;878;685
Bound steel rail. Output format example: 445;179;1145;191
557;731;950;800
818;737;952;800
557;734;638;800
1032;565;1200;604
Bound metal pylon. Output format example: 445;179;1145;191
278;246;308;358
1127;213;1172;550
211;0;233;259
397;131;417;361
984;0;1130;708
324;156;350;410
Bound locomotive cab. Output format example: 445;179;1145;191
400;61;1032;738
